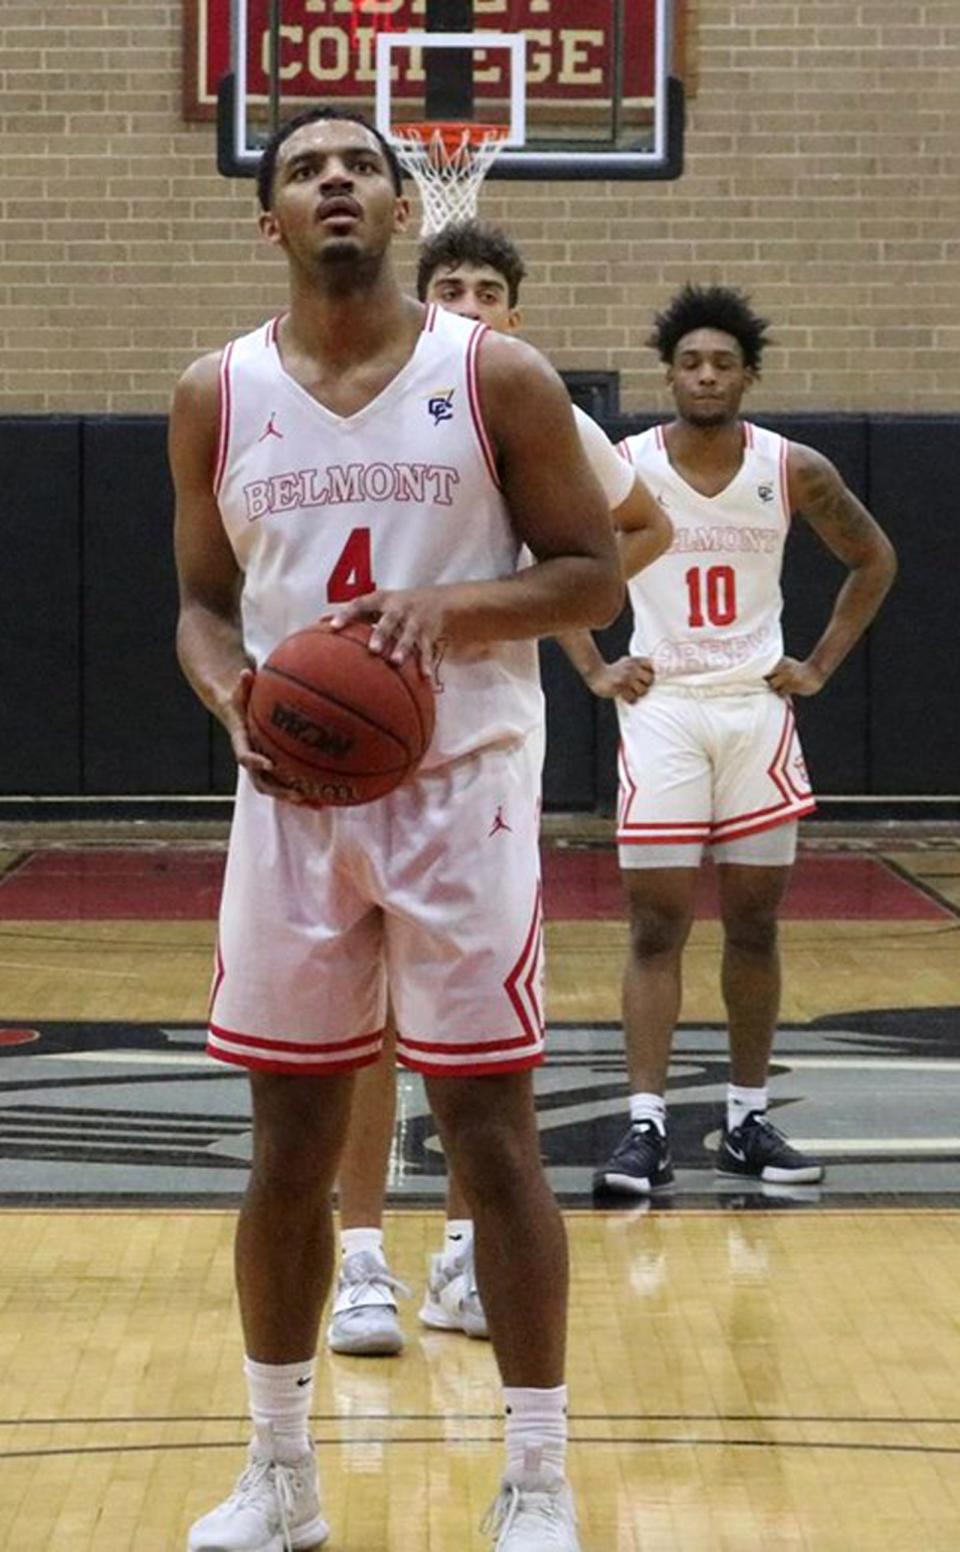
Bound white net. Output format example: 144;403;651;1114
393;125;508;235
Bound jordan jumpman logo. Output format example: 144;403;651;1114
258;411;283;441
489;806;512;837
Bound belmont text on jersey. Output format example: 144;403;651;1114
667;523;781;555
243;461;460;521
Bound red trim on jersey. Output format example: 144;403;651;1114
711;795;812;834
423;302;438;332
396;1047;545;1077
466;322;501;490
779;435;791;525
618;830;712;845
757;703;793;807
709;799;817;845
654;424;666;451
617;438;634;464
617;741;711;839
268;315;282;346
503;882;544;1044
619;821;713;833
208;1021;381;1058
764;703;811;806
743;420;755;449
212;341;234;497
207;1043;382;1076
398;1028;539;1058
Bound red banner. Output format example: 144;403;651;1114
183;1;672;121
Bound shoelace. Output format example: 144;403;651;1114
479;1482;571;1548
227;1456;297;1552
462;1244;481;1302
747;1113;789;1147
480;1482;520;1542
274;1460;297;1552
340;1253;410;1306
438;1245;483;1315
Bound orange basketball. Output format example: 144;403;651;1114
247;620;435;806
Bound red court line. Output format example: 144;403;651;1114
0;849;224;921
542;850;950;921
0;847;949;922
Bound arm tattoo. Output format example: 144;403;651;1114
792;456;877;551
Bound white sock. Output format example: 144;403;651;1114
244;1355;314;1464
727;1084;768;1132
443;1219;473;1264
340;1226;385;1262
504;1385;568;1486
629;1092;667;1134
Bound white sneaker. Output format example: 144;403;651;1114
187;1443;329;1551
326;1249;407;1356
418;1243;489;1340
481;1468;581;1551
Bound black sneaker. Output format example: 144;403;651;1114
716;1111;824;1185
593;1120;675;1196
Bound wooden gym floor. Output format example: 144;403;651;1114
0;821;958;1550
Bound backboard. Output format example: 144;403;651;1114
203;0;684;182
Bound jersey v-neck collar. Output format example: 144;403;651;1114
267;302;439;428
656;419;753;502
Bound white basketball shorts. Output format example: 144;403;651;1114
209;732;545;1077
617;686;816;867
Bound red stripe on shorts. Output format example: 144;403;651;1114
208;1022;382;1057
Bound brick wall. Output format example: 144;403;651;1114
2;1;958;412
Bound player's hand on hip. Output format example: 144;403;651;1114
329;588;446;675
765;657;826;698
588;655;655;703
222;669;307;804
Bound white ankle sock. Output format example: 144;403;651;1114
244;1356;315;1464
727;1084;767;1132
503;1384;568;1485
340;1226;385;1262
629;1092;667;1134
443;1219;473;1263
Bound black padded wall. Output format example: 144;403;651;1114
0;418;83;793
82;418;210;793
866;418;960;793
539;640;597;810
0;413;954;803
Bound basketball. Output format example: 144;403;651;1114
247;621;435;806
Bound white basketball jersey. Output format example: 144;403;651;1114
214;305;542;767
620;421;790;688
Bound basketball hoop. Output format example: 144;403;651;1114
393;122;510;235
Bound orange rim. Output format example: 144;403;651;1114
393;122;510;158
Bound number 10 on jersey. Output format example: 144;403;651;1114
685;565;737;628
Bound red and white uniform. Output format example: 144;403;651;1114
215;307;542;767
573;404;635;512
616;421;815;858
209;307;545;1075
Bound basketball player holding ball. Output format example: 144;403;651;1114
170;108;621;1552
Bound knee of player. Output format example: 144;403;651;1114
249;1112;342;1189
445;1114;536;1200
722;910;780;956
627;904;692;960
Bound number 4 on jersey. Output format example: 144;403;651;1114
327;527;374;603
